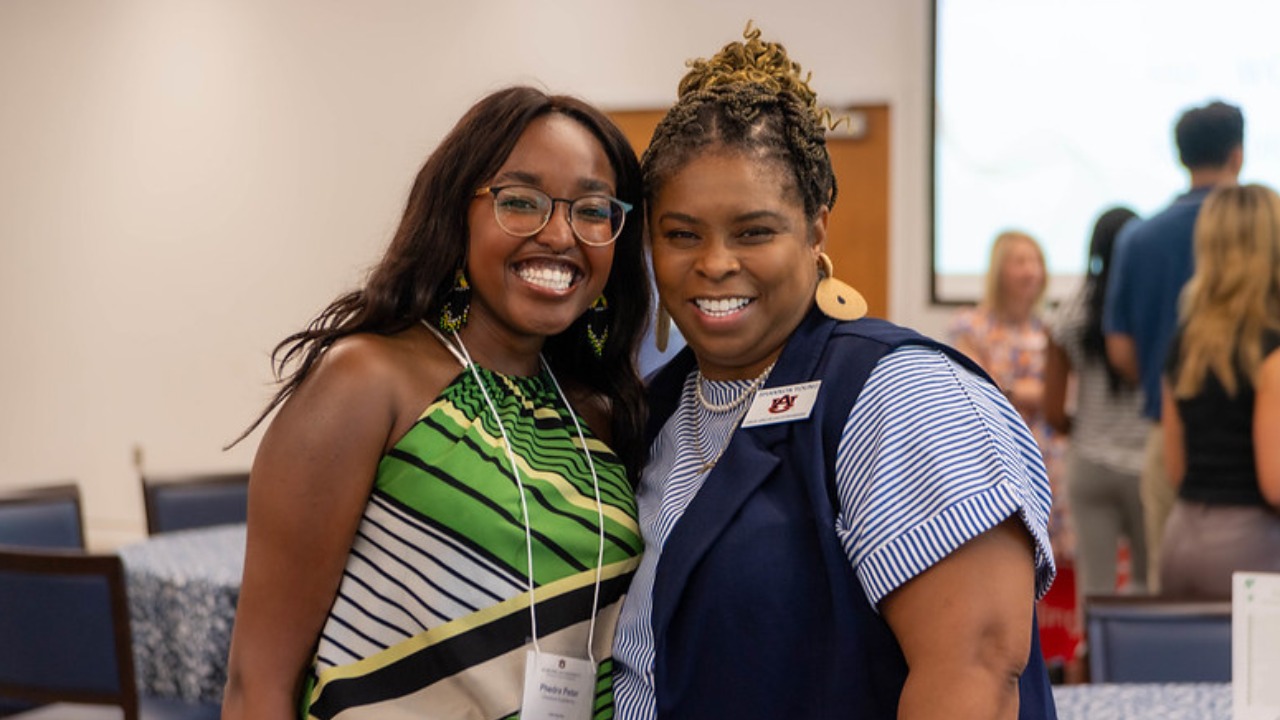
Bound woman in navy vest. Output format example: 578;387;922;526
611;24;1059;719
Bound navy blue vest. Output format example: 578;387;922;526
644;310;1057;719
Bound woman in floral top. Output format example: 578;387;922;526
948;230;1078;676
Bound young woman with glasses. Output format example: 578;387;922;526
611;26;1059;719
223;86;650;719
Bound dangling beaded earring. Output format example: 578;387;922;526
585;295;610;358
814;252;868;321
438;267;471;333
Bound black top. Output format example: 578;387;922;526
1164;328;1280;505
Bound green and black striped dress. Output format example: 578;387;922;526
300;364;641;719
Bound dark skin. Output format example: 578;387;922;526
221;328;611;718
881;517;1035;720
222;113;619;719
651;149;1037;720
222;328;453;717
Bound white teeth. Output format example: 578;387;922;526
516;262;576;292
695;297;751;317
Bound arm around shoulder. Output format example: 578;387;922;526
222;336;409;719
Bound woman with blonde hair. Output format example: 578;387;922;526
951;230;1050;424
948;229;1078;674
1160;182;1280;598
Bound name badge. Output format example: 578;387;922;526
521;650;596;720
741;380;822;427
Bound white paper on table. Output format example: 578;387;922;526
1233;571;1280;720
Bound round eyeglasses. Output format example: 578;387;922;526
474;185;633;247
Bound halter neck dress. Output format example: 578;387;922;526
300;364;641;720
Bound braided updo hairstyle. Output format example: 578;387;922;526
643;23;839;220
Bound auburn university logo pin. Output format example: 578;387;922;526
743;381;821;427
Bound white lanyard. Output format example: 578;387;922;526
425;322;607;664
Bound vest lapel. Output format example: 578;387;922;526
651;308;837;642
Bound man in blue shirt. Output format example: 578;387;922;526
1103;100;1244;591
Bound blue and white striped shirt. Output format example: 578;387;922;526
613;344;1056;720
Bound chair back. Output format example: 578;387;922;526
0;547;138;720
1085;594;1232;683
0;483;85;549
142;472;249;535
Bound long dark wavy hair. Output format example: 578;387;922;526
236;86;651;479
1082;206;1137;393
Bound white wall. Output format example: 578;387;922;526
0;0;944;548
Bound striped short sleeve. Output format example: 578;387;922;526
833;344;1056;607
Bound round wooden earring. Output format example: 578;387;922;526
815;253;868;321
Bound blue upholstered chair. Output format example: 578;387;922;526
0;547;221;719
0;483;84;550
1085;594;1233;683
142;472;249;535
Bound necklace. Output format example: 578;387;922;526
694;362;776;412
692;362;776;471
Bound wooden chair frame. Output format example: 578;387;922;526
0;547;139;719
141;471;249;535
0;482;85;549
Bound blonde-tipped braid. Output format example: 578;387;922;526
642;22;840;220
645;23;869;323
678;21;844;132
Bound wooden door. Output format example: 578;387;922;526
608;106;890;317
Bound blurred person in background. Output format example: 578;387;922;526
1104;100;1245;591
1045;207;1148;612
949;231;1078;677
1159;183;1280;599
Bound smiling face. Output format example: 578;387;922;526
461;113;617;366
650;150;825;381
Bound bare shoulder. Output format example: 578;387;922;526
317;330;448;388
247;329;463;524
310;333;408;390
282;327;465;453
